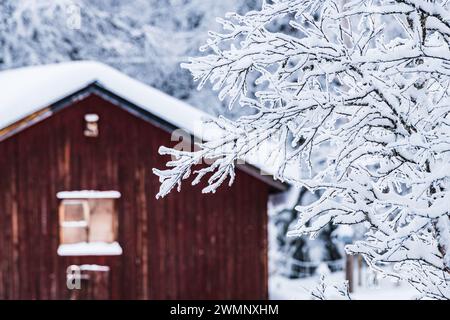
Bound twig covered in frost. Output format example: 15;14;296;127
154;0;450;299
310;275;352;300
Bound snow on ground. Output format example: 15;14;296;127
269;271;419;300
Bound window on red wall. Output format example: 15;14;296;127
56;191;122;256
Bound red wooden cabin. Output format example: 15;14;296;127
0;62;285;300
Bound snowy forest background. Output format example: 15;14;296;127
3;0;448;299
0;0;261;117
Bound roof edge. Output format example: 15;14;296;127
0;83;95;142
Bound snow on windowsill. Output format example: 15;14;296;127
57;241;123;256
57;190;121;199
79;265;110;272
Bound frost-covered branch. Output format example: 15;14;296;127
154;0;450;299
310;275;352;300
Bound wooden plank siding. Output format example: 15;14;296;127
0;93;269;300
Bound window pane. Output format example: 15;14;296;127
60;200;88;244
61;226;88;244
63;201;87;222
88;199;115;243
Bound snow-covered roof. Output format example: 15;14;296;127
0;61;288;191
0;61;210;134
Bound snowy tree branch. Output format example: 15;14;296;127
154;0;450;299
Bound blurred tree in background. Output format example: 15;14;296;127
0;0;260;116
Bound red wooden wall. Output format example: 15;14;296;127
0;93;269;299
